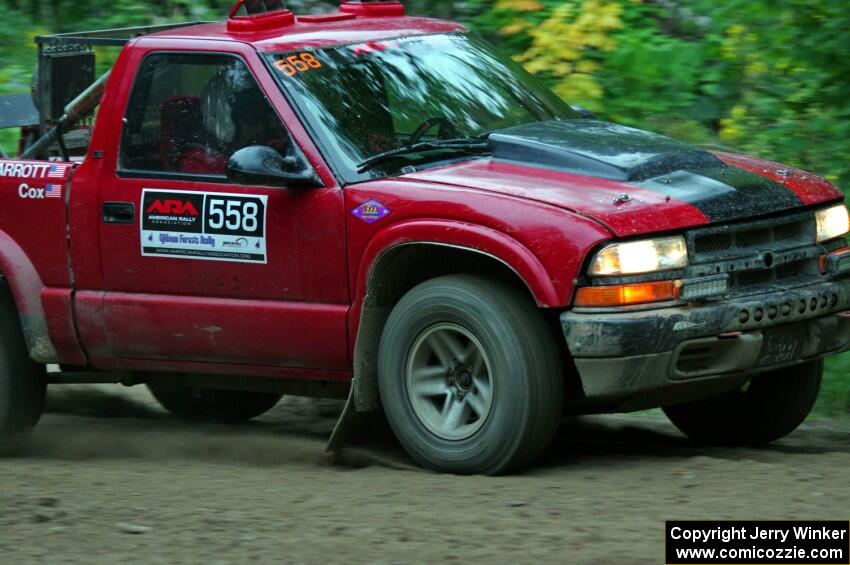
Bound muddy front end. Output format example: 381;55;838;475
561;208;850;412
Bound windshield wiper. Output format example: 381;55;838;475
356;138;491;174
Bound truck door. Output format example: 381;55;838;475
96;51;349;371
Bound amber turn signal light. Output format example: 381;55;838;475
820;247;850;275
574;280;680;307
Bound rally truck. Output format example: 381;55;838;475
0;0;849;474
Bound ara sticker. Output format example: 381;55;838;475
352;200;391;224
141;189;268;264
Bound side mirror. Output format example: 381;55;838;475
570;104;597;120
227;145;322;188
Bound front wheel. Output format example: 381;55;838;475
378;275;563;475
663;361;822;446
147;383;282;423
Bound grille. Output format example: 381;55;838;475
692;216;812;258
686;211;822;293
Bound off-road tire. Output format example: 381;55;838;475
663;361;822;446
147;384;282;423
0;284;47;435
378;275;563;475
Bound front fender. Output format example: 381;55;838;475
347;219;565;412
354;219;561;311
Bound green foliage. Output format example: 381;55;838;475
480;0;850;188
821;355;850;417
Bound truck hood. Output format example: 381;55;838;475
402;120;841;237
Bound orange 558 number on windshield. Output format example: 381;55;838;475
274;53;322;77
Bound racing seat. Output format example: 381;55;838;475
159;96;206;172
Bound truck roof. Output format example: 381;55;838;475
147;12;466;54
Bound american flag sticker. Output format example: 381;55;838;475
44;184;62;199
48;164;70;179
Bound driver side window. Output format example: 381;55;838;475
120;53;292;177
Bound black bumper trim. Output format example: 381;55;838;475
563;280;850;358
561;279;850;406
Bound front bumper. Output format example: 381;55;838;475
561;279;850;411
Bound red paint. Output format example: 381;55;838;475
100;293;348;369
404;160;710;237
0;10;843;385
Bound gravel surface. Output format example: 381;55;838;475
1;385;848;564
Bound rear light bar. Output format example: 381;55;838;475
228;0;294;32
226;0;405;31
339;1;406;17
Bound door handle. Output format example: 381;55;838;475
103;202;135;224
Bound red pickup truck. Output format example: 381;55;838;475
1;0;849;474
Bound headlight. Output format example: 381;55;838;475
591;236;688;276
815;205;849;243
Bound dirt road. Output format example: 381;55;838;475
1;385;848;564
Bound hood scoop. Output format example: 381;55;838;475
488;120;724;182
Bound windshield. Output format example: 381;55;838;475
265;33;578;182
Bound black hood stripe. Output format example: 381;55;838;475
638;166;803;223
488;120;804;223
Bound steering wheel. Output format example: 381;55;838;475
408;116;458;145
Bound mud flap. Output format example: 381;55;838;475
324;388;420;471
325;386;359;458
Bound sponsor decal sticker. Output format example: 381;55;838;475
0;161;70;179
352;199;391;224
17;182;62;200
141;189;267;264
